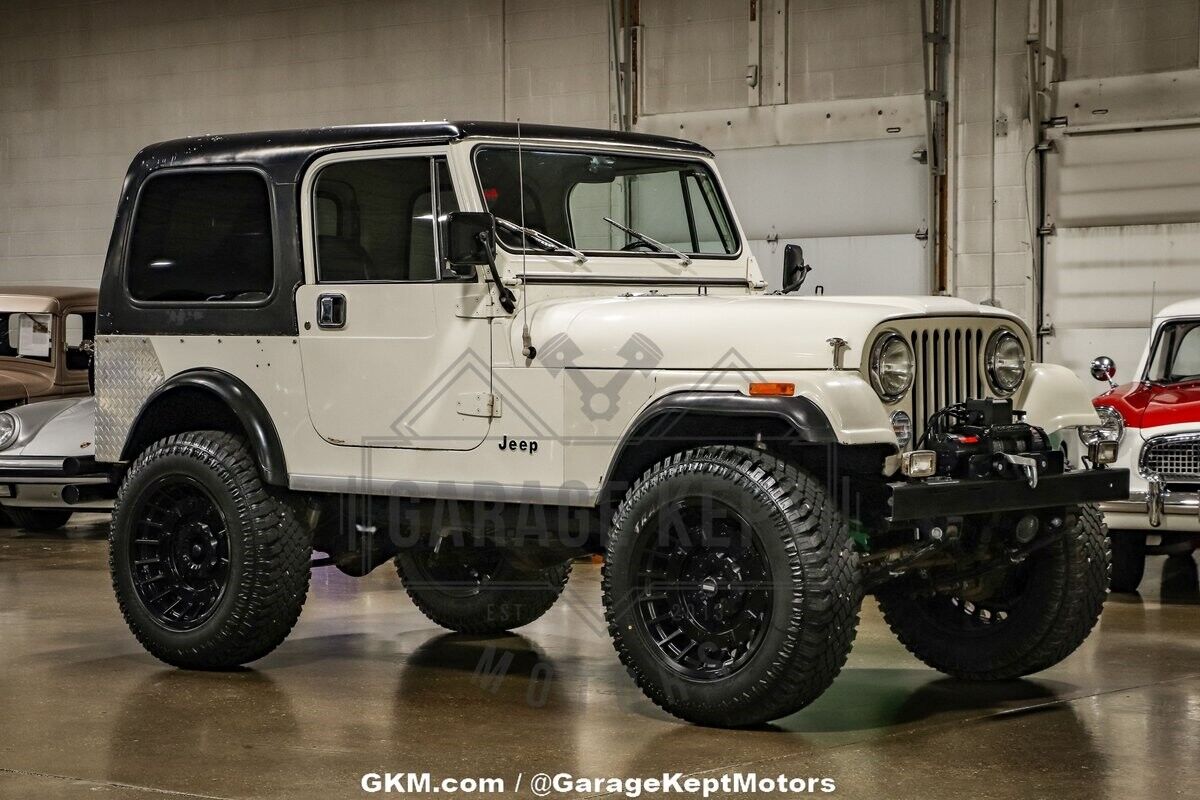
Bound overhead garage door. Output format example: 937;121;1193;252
1042;126;1200;380
715;137;929;294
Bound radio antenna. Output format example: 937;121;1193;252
516;119;537;359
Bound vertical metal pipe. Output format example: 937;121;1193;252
989;0;998;305
500;0;507;121
609;0;625;130
623;0;634;129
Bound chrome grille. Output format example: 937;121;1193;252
909;326;988;441
1141;434;1200;482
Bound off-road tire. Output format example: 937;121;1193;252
877;504;1109;680
395;550;572;634
603;446;862;727
110;432;311;669
6;508;73;531
1109;530;1146;593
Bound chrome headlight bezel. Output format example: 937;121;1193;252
870;331;916;403
985;328;1027;396
0;412;18;451
1080;404;1125;446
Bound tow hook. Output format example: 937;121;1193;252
1000;453;1040;489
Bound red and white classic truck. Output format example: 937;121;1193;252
1091;299;1200;591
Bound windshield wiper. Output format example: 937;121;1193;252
601;217;692;266
494;217;587;264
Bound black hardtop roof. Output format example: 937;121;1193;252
133;120;712;173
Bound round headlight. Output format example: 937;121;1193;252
870;332;915;402
0;412;18;451
1080;405;1125;446
986;329;1027;395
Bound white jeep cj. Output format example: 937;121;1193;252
95;122;1127;727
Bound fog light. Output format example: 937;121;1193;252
890;410;912;448
1089;440;1118;465
901;449;937;478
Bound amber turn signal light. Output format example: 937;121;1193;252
748;382;795;397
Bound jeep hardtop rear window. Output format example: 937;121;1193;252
127;170;274;303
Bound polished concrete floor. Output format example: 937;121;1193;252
1;516;1198;800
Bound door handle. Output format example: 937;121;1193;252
317;293;346;329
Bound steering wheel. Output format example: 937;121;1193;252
620;239;657;252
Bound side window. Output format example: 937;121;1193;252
0;312;52;362
314;157;457;283
1169;324;1200;380
64;312;96;371
128;171;274;302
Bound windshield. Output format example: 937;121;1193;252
1148;319;1200;383
473;147;737;257
0;312;52;363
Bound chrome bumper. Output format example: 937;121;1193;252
1099;481;1200;526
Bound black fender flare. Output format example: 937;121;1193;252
600;390;838;494
122;369;288;486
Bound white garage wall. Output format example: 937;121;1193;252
1043;223;1200;380
5;0;1200;348
715;137;927;292
1041;122;1200;381
0;0;613;288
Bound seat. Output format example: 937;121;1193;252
318;235;373;282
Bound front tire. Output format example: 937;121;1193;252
603;446;862;727
110;432;311;669
1109;531;1146;593
395;546;571;634
6;507;73;531
877;504;1109;680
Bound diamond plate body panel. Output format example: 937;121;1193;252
95;336;164;462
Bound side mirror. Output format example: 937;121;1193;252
781;244;812;293
445;211;496;275
1090;356;1117;387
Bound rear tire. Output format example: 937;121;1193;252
395;546;571;634
877;504;1109;680
1109;531;1146;593
6;508;72;531
603;446;861;727
110;432;311;669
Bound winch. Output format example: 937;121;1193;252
924;398;1063;488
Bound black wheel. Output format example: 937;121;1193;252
5;507;73;531
110;431;311;669
877;504;1109;680
1109;531;1146;593
395;543;571;634
603;446;861;727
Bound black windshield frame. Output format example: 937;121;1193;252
471;144;741;261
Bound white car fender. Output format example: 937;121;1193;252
1014;363;1101;435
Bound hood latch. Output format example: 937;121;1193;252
827;337;850;370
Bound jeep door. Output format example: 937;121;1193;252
296;148;493;450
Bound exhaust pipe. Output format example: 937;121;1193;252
62;483;117;505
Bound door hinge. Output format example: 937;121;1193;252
457;392;502;418
1037;223;1056;237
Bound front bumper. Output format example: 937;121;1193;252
888;468;1129;522
0;455;109;478
0;455;115;510
1101;485;1200;530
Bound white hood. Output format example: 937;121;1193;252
520;293;1024;370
